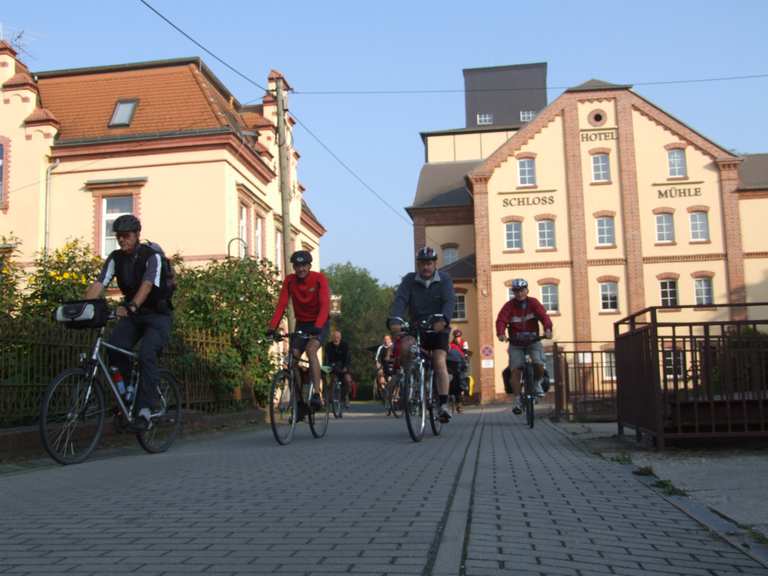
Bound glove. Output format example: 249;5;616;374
307;325;322;336
266;329;275;338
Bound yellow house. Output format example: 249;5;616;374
0;40;324;272
411;65;768;403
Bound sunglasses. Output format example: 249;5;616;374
116;232;134;239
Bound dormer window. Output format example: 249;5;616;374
109;99;138;127
520;110;535;122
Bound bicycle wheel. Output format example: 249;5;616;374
331;379;344;419
40;368;105;465
404;365;426;442
388;376;402;418
524;363;535;428
428;372;443;436
309;383;330;438
137;369;183;454
270;370;297;445
526;394;535;428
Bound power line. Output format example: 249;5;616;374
292;72;768;96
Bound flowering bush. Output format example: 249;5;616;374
0;235;23;318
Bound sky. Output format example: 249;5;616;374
3;0;767;285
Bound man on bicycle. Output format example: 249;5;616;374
267;250;330;410
324;330;352;408
84;215;172;428
495;278;552;414
375;334;394;400
388;246;456;423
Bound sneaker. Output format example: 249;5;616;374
438;404;451;423
131;408;152;430
533;380;545;397
310;393;323;410
512;396;523;415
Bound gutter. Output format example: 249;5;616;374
44;158;61;255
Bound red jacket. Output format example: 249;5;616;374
495;297;552;339
269;271;330;330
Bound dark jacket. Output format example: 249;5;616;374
324;340;351;369
390;271;456;324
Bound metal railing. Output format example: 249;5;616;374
615;303;768;448
553;342;617;421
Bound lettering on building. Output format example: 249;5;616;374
502;195;555;207
580;129;617;142
657;186;702;199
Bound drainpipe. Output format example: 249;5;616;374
44;158;60;255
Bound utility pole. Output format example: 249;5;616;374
275;76;295;329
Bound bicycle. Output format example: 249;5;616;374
383;371;401;418
40;302;182;465
268;330;330;445
327;366;345;419
510;333;544;429
397;316;444;442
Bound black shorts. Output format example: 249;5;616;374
291;321;329;352
417;328;450;353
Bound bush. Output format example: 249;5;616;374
0;235;23;318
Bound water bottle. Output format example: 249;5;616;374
110;366;126;397
125;368;137;403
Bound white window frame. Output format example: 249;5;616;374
541;284;559;312
660;279;678;307
518;158;536;186
239;204;248;258
596;216;615;246
453;294;467;321
600;282;618;311
537;219;556;249
520;110;535;122
476;113;493;126
690;211;710;242
505;221;523;250
443;246;458;265
507;287;515;301
663;349;686;379
254;215;264;259
695;277;714;306
656;213;675;243
668;148;687;178
102;196;134;258
592;154;610;182
602;351;616;381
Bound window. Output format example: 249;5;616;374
505;221;523;250
239;204;248;258
668;148;687;178
275;230;283;274
453;294;466;321
102;196;133;257
592;154;610;182
600;282;618;311
541;284;559;312
596;216;615;246
0;143;4;204
695;277;714;306
656;213;675;243
660;280;678;307
518;158;536;186
690;211;710;242
520;110;535;122
477;113;493;126
602;352;616;381
663;349;686;379
254;216;264;259
537;220;556;249
109;100;138;127
443;246;458;265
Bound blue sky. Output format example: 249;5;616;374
3;0;767;285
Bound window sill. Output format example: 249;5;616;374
536;247;557;252
516;185;538;190
658;307;682;313
452;318;468;323
594;244;617;250
547;311;561;316
590;180;613;186
693;306;716;311
654;241;677;246
690;239;711;244
599;310;621;315
667;176;689;181
503;249;524;254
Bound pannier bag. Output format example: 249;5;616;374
54;299;110;329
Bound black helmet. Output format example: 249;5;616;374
416;246;438;261
290;250;313;265
112;214;141;233
511;278;528;290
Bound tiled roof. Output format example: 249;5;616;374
25;107;60;127
440;253;476;281
566;79;632;92
739;154;768;190
3;71;37;92
411;160;481;209
0;40;17;57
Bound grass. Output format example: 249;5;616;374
609;452;632;464
653;479;688;496
633;465;654;476
746;527;768;546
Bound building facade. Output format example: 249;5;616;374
410;65;768;403
0;41;324;273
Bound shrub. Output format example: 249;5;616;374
0;235;23;318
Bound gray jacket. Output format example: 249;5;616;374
389;271;456;324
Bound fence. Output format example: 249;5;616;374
615;303;768;448
553;342;617;421
0;317;235;427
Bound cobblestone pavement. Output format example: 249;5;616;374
1;406;765;575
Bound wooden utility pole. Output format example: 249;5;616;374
275;77;295;329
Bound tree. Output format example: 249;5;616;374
323;262;394;399
0;235;23;318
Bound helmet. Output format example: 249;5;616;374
290;250;313;265
112;214;141;233
511;278;528;290
453;329;462;337
415;246;438;261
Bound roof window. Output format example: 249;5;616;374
109;99;138;127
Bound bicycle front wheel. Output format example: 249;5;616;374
137;369;183;454
40;368;105;465
270;370;297;445
309;382;331;438
428;372;443;436
404;365;426;442
526;394;535;428
331;380;344;419
388;376;402;418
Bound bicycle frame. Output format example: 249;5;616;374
85;327;140;423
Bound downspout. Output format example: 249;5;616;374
44;158;60;255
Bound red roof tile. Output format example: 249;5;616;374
25;107;60;127
3;71;38;92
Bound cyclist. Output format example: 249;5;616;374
375;334;394;400
267;250;330;411
495;278;552;415
448;329;470;413
324;330;353;408
388;246;456;423
84;215;172;428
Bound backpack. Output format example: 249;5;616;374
143;241;177;305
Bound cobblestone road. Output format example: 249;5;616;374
1;406;765;575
